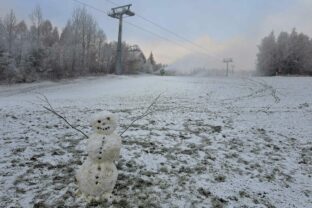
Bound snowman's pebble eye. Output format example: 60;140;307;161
107;117;110;120
98;120;101;123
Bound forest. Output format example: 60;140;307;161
0;6;163;83
257;29;312;76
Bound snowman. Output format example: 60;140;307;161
76;111;122;201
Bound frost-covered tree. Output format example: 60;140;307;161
257;29;312;76
0;45;18;82
29;5;43;47
276;31;289;74
0;46;9;80
93;29;107;73
41;20;59;47
101;42;116;74
126;45;146;74
288;30;311;74
60;7;101;75
303;39;312;74
145;51;164;72
3;10;16;54
0;5;161;83
256;31;277;75
148;52;156;66
0;18;5;50
14;21;28;65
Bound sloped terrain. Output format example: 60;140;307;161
0;75;311;208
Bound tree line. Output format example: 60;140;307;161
256;29;312;76
0;6;164;83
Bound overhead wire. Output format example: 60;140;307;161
104;0;222;60
72;0;221;61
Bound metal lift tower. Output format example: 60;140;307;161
223;58;233;76
108;4;135;75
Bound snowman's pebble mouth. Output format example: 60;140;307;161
97;126;111;131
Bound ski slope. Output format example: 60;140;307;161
0;75;311;207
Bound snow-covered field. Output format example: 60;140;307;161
0;75;311;208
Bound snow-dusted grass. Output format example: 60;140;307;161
0;75;311;207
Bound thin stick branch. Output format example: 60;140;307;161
120;93;161;136
37;93;89;139
37;92;161;138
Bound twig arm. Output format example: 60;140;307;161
37;92;161;139
120;94;161;136
37;93;89;139
42;106;89;139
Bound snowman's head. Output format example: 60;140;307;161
91;111;117;135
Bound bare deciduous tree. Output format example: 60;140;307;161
3;9;16;54
29;5;43;46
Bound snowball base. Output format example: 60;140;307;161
76;159;118;198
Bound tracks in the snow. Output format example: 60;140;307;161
217;78;281;116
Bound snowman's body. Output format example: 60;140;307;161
76;111;121;200
86;133;121;163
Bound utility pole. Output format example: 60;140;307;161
223;58;233;76
108;4;135;75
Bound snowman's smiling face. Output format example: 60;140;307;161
91;111;117;135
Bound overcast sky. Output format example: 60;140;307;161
1;0;312;71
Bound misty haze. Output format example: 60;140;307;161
0;0;311;208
